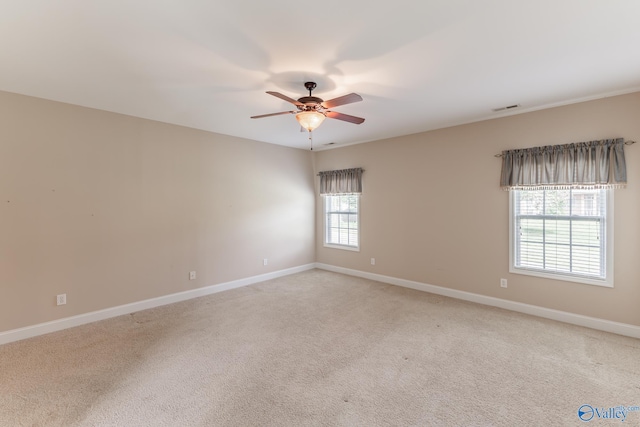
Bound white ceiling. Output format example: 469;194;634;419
2;1;640;150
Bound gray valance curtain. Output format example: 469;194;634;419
319;168;363;195
500;138;627;190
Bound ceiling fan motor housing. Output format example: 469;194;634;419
297;96;324;108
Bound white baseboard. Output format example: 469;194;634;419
0;264;316;346
4;262;638;345
315;263;640;339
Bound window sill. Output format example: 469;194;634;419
323;243;360;252
509;266;613;288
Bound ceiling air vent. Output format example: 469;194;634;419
492;104;520;112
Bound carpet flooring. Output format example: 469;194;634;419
1;269;639;426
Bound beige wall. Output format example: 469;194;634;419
2;89;638;335
315;92;640;326
0;91;316;332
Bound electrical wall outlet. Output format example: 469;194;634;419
189;271;196;280
56;294;67;306
263;258;268;266
500;278;508;288
371;258;376;265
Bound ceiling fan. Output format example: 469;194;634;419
250;82;365;133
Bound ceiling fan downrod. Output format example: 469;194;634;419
304;81;317;96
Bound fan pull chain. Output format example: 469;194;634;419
309;130;313;151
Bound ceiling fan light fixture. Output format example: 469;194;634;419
296;110;326;131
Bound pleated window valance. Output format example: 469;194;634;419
319;168;363;195
500;138;627;190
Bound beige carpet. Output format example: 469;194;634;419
1;269;639;426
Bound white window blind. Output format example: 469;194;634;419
511;188;611;286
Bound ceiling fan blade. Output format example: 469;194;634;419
321;93;363;109
325;111;365;124
267;91;304;106
250;111;296;119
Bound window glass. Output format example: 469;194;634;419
324;194;359;250
510;188;611;286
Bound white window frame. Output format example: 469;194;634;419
509;189;613;287
323;194;360;251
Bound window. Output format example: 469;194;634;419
324;194;359;250
510;188;612;287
